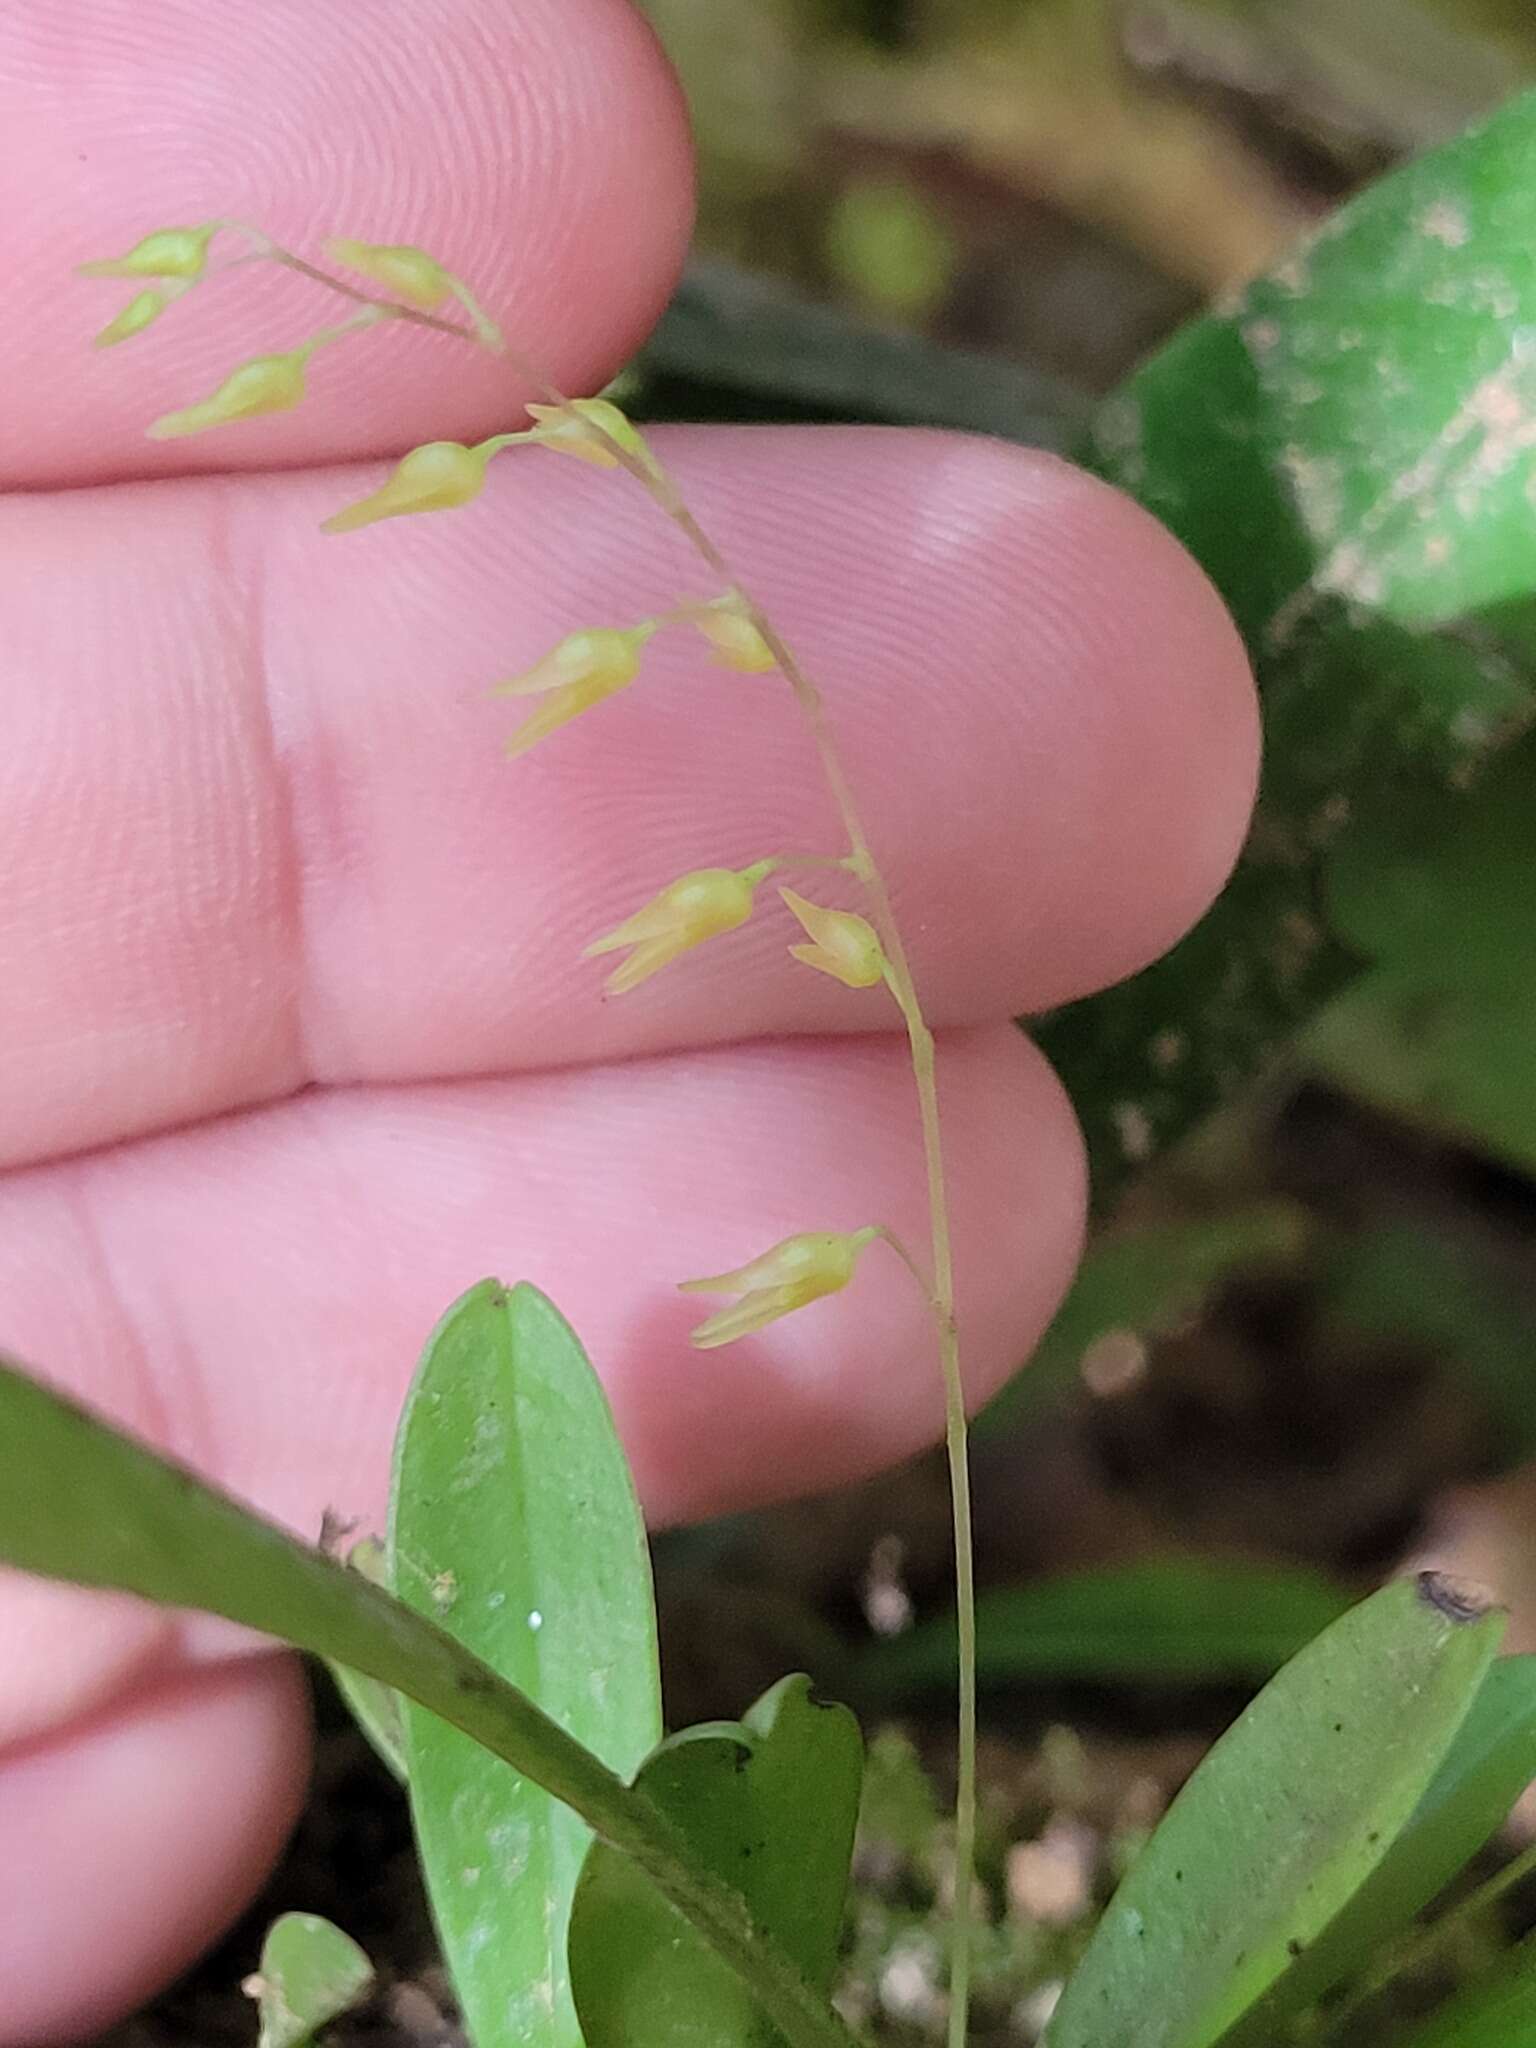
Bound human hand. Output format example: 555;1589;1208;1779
0;2;1257;2038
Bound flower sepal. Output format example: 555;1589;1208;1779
680;1227;879;1349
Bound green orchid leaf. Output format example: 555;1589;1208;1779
1038;89;1536;1203
388;1282;662;2048
570;1675;862;2048
247;1913;373;2048
1043;1575;1504;2048
0;1325;859;2048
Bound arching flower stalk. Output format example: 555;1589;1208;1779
82;226;982;2048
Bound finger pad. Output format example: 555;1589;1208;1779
0;1654;308;2045
3;0;693;484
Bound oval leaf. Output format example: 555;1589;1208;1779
1044;1574;1504;2048
247;1913;373;2048
570;1674;862;2048
389;1282;662;2048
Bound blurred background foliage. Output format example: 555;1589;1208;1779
640;0;1531;385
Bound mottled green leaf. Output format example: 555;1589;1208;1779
863;1558;1354;1696
570;1675;862;2048
247;1913;373;2048
1040;89;1536;1204
1043;1575;1504;2048
389;1283;662;2048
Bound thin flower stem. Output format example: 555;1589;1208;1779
624;470;978;2048
250;239;979;2043
614;442;978;2048
217;224;484;344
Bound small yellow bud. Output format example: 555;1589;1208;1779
325;238;454;311
346;1536;388;1584
779;889;889;990
147;350;309;440
683;592;777;674
527;399;652;472
79;224;218;282
491;625;657;759
322;440;491;534
94;287;172;348
583;862;772;995
680;1228;879;1349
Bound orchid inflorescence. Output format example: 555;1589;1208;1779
81;220;981;2046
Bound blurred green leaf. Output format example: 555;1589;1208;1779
1043;88;1536;1203
863;1559;1354;1696
1305;725;1536;1181
570;1675;862;2048
979;1201;1309;1436
1315;1221;1536;1459
1395;1929;1536;2045
389;1284;662;2048
1222;1654;1536;2042
1043;1576;1504;2048
249;1913;373;2048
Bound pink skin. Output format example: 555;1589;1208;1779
0;1;1259;2039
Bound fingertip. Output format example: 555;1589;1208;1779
0;1654;310;2045
13;0;696;485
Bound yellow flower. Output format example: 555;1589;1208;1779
779;889;888;990
79;224;218;282
682;592;777;674
491;625;657;759
322;440;491;534
94;287;177;349
680;1228;879;1350
325;238;453;311
527;398;653;472
584;862;773;994
147;350;309;439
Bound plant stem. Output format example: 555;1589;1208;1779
631;474;979;2048
258;238;980;2044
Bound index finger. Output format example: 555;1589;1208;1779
0;0;693;488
